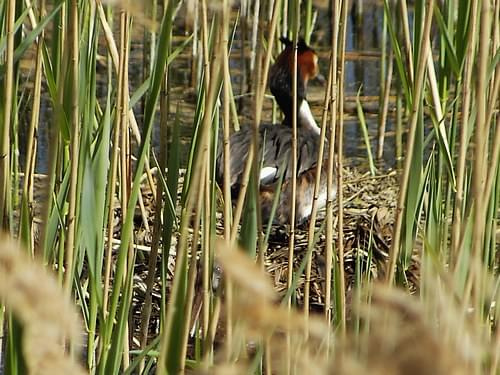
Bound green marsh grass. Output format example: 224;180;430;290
0;0;498;374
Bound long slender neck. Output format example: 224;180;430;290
297;100;320;134
269;42;320;133
282;99;320;134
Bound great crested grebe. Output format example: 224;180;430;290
216;37;335;225
269;37;321;134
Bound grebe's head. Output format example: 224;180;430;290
269;37;320;133
278;36;319;84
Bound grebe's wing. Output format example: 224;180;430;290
216;124;326;190
260;125;326;185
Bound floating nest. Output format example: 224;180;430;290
26;165;405;347
261;167;401;311
129;166;405;343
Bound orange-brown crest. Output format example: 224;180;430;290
277;37;319;84
298;50;319;83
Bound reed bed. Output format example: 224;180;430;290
0;0;498;374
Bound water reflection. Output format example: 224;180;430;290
19;2;406;173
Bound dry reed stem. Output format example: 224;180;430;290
485;53;499;130
119;9;133;367
99;0;158;29
252;43;265;261
451;0;479;266
222;0;233;242
159;6;222;368
24;0;39;27
485;114;500;203
189;0;200;87
102;5;127;317
118;8;130;241
179;183;205;370
158;133;200;372
184;117;211;366
335;0;350;333
0;0;16;230
138;37;172;371
243;0;284;253
97;2;158;203
387;0;435;285
250;0;260;72
484;57;500;201
468;0;493;320
20;1;49;229
103;80;123;318
221;0;235;360
63;0;80;294
287;1;300;318
325;0;341;330
200;0;212;344
200;0;211;87
249;27;267;268
229;0;281;249
229;143;253;242
0;236;84;375
22;0;45;254
138;10;172;369
201;296;221;368
306;51;334;324
398;0;414;85
426;46;450;175
377;49;393;160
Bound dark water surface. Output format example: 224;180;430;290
18;1;406;174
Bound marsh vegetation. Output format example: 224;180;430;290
0;0;498;374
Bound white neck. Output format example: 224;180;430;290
298;100;320;135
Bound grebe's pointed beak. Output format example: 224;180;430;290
311;72;326;85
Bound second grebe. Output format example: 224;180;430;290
269;37;321;135
216;37;335;225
